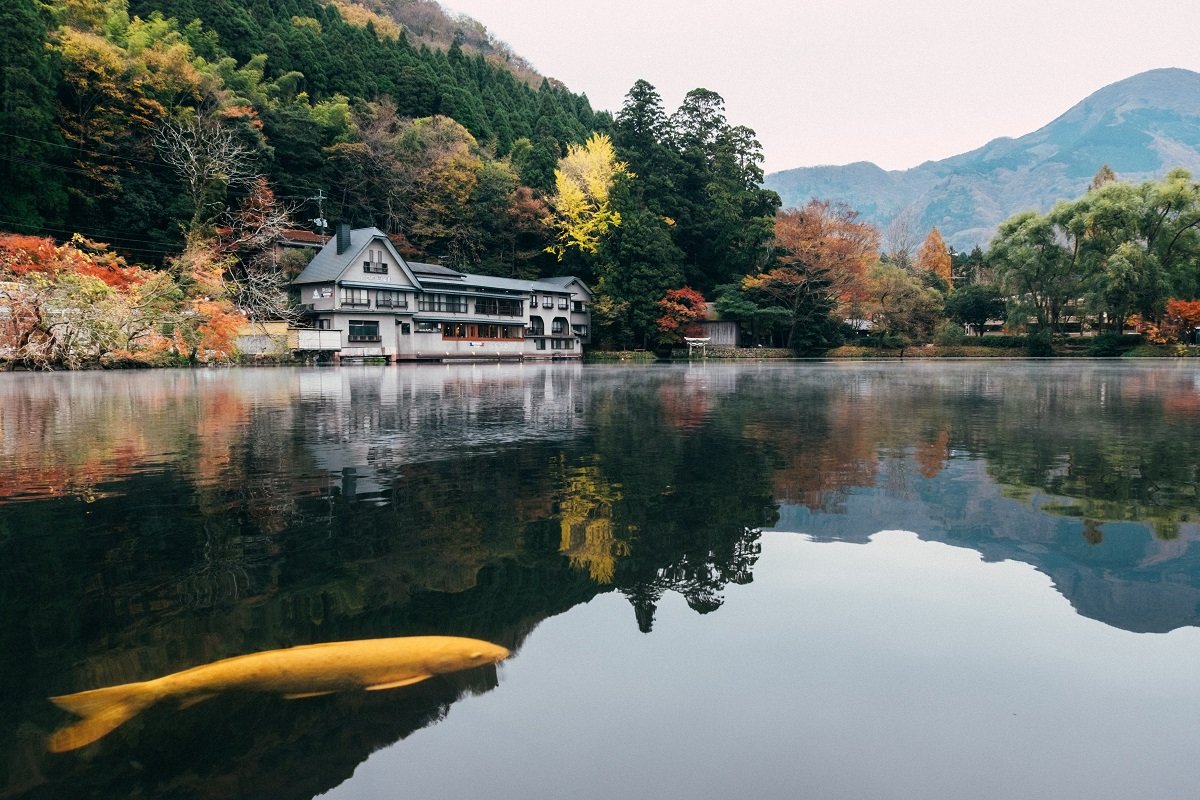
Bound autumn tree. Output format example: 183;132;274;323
656;286;707;344
546;132;630;259
0;233;178;368
221;178;300;323
863;262;944;344
915;226;953;289
734;201;879;352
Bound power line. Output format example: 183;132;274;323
0;131;332;198
0;217;182;256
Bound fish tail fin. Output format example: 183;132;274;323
47;681;157;753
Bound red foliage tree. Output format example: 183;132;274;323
656;286;707;344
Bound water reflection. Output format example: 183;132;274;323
1;362;1199;798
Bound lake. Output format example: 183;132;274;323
2;361;1199;799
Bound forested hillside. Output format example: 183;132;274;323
1;0;783;361
1;0;603;266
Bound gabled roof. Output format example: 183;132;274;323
292;227;422;289
538;275;592;297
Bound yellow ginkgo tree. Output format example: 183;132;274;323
546;133;632;259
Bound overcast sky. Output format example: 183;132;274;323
444;0;1200;174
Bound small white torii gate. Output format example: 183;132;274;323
684;337;710;358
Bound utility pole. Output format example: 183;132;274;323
309;189;328;242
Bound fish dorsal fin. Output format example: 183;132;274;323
283;691;336;700
365;675;431;691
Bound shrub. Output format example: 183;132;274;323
933;320;967;346
1026;330;1054;357
1087;333;1143;357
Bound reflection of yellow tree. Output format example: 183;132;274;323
557;458;629;584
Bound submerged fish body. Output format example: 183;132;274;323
47;636;509;752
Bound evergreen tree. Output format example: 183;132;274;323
0;0;67;231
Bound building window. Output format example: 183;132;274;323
442;323;523;340
558;297;569;309
572;300;586;312
542;297;553;308
572;324;588;337
415;320;440;333
475;297;522;316
550;338;574;350
341;287;370;307
418;293;467;313
535;338;546;351
363;250;388;274
528;315;545;335
377;290;407;308
348;320;380;342
317;318;331;330
552;317;567;334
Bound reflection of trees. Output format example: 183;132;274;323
587;370;778;630
723;365;1200;538
969;367;1200;538
0;365;779;796
556;457;629;584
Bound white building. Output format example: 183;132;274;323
292;225;590;361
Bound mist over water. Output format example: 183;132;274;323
2;362;1199;799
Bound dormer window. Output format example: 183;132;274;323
363;249;388;274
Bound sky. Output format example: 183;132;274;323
443;0;1200;174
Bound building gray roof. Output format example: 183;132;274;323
292;227;396;285
292;228;588;298
408;261;465;278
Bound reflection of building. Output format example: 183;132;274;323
292;225;591;361
294;364;587;495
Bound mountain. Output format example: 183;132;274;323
764;68;1200;250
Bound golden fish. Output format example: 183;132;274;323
47;635;509;752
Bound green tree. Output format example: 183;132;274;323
0;0;67;231
989;210;1079;331
864;262;944;344
591;180;684;349
944;283;1005;335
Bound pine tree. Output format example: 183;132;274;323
0;0;67;230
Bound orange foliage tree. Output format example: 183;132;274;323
773;200;879;317
1137;299;1200;344
915;226;953;289
0;234;179;367
656;286;707;344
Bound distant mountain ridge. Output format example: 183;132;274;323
764;68;1200;250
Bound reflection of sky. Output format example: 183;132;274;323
322;531;1200;800
770;457;1200;634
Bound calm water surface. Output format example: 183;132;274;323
2;362;1199;799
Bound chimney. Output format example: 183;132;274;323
336;223;351;255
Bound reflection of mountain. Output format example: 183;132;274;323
772;457;1200;634
4;362;1200;797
